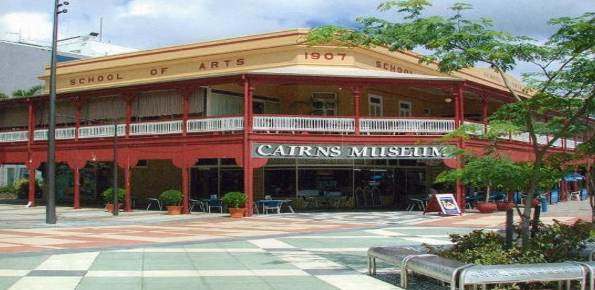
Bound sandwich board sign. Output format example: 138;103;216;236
424;193;461;216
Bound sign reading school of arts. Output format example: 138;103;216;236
252;143;453;159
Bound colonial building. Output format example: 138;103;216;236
0;29;584;214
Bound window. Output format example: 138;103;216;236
311;92;337;116
399;101;412;117
136;160;149;168
368;94;383;116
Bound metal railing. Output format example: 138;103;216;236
254;115;354;133
361;118;455;134
130;120;182;135
0;130;29;142
0;116;582;153
78;124;126;138
187;116;244;132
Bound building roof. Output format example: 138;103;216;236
247;66;462;82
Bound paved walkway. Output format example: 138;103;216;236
0;199;591;290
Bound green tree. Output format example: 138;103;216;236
304;1;595;249
11;85;44;98
0;93;8;100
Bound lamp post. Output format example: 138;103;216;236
112;120;118;216
47;0;69;224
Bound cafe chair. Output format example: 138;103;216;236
207;199;223;213
252;202;260;214
263;200;283;214
406;198;425;211
569;191;581;201
189;199;203;212
146;198;162;211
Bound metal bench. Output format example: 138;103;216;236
368;245;471;290
458;262;586;290
368;245;425;275
576;262;595;290
580;243;595;261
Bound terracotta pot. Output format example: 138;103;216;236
105;203;122;212
166;205;183;215
228;207;245;218
476;202;497;213
496;202;514;211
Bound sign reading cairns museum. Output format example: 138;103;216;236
252;143;454;159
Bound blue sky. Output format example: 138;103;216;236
0;0;593;77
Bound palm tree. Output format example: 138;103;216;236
11;85;44;98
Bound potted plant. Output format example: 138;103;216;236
436;156;519;214
159;190;183;215
221;191;247;218
102;188;125;212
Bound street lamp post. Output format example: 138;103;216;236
112;120;118;216
47;0;69;224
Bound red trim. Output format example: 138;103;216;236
254;113;355;119
125;167;132;212
242;76;254;216
459;85;465;124
353;88;361;136
28;168;36;207
73;168;81;209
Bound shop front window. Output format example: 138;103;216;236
353;168;394;207
297;169;352;198
264;168;296;198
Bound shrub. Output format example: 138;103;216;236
221;191;247;208
0;184;17;197
14;179;42;199
101;188;126;203
427;220;595;264
159;190;182;206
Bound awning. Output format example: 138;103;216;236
564;173;585;181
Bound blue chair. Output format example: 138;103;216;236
263;200;283;214
207;199;223;213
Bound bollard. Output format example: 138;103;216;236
505;208;514;249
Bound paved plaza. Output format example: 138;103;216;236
0;199;591;290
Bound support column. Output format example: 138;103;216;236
182;166;189;214
28;168;36;207
73;167;81;209
72;98;83;140
458;85;465;125
125;167;132;212
27;100;35;145
353;88;360;136
453;90;460;129
242;76;254;216
178;87;191;137
481;97;488;133
124;94;133;138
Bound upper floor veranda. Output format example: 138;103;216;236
0;29;587;152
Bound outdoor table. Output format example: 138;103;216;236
256;199;294;214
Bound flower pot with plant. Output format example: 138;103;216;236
221;191;247;218
159;190;183;215
102;188;126;212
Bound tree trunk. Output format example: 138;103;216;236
485;186;491;203
520;154;545;250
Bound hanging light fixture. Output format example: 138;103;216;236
444;97;453;103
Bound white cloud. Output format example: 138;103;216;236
0;12;52;43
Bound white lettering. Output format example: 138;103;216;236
350;147;369;157
256;144;272;156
